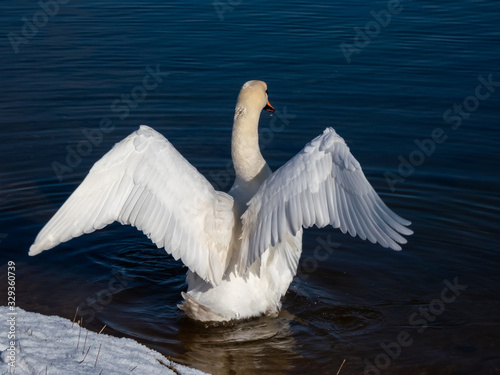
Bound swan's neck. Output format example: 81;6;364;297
231;106;267;181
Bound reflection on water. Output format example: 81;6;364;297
176;314;297;374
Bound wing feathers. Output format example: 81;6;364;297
30;126;234;286
240;127;412;270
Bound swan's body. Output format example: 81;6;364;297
29;80;412;322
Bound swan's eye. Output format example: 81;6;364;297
265;90;269;95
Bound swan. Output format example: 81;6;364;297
29;80;412;322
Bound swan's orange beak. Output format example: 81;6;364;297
264;100;275;113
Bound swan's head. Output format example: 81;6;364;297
236;80;275;115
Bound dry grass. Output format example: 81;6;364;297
336;359;346;375
94;343;102;368
72;307;79;328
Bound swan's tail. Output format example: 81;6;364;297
178;292;226;322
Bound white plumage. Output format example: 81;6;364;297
30;80;412;322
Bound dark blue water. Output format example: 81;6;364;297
1;0;499;373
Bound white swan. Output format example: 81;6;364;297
29;80;412;322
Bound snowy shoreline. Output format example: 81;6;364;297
0;306;207;375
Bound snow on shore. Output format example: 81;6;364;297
0;306;207;375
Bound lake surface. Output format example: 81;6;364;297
1;0;499;374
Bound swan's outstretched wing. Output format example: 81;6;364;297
239;127;413;271
30;126;235;286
